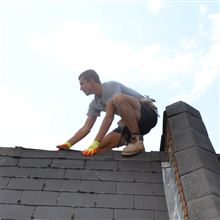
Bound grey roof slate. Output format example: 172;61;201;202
0;147;169;220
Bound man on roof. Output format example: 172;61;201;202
56;69;158;156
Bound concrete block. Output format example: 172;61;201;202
188;194;220;220
171;128;214;153
168;112;208;135
181;168;220;201
166;101;201;119
175;146;220;175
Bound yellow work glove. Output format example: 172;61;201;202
56;141;72;150
82;140;100;156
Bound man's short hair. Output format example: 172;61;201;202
78;69;101;84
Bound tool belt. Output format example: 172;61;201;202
141;95;160;117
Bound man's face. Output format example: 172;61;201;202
79;78;94;96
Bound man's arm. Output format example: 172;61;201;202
68;115;97;145
94;100;115;142
57;116;97;149
82;100;115;156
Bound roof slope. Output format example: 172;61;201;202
0;147;169;220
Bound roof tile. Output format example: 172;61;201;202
0;204;35;219
99;170;135;182
30;167;65;179
0;156;18;166
7;178;45;191
114;209;153;220
74;207;113;220
96;194;133;209
57;192;96;207
18;158;52;168
0;189;22;204
0;177;10;189
51;158;84;169
135;195;168;210
20;190;59;206
34;206;74;219
118;160;152;172
135;172;163;183
116;182;153;195
85;159;118;170
44;179;80;192
1;167;32;178
79;180;116;194
153;210;170;220
65;169;100;180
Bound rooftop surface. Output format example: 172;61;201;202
0;147;169;220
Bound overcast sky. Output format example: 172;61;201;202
0;0;219;153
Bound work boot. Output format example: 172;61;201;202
121;135;145;156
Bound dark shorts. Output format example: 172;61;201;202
112;102;158;144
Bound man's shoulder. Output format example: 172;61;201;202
102;81;122;87
103;80;119;84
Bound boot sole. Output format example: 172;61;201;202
121;148;145;156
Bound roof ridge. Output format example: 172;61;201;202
0;146;168;162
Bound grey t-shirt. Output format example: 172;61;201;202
87;81;145;117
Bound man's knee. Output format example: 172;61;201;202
112;94;137;106
112;94;140;110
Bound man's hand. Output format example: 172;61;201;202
82;140;100;156
56;141;72;150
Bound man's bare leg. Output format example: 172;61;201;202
96;131;125;153
112;94;145;156
112;94;141;133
